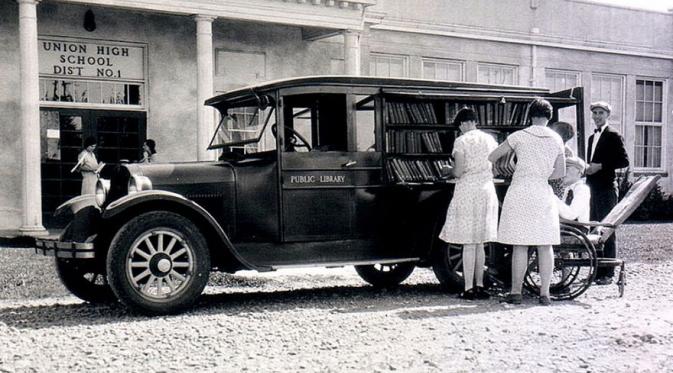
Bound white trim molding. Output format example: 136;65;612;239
371;21;673;61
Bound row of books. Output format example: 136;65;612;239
386;158;452;183
386;101;439;124
446;101;531;127
386;131;446;153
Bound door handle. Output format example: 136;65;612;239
342;160;357;168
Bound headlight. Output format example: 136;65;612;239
95;179;110;207
128;175;152;194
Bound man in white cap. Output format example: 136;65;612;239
585;101;629;285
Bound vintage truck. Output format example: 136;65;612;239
35;76;585;314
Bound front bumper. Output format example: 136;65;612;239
35;239;95;259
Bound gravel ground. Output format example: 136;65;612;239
1;222;672;372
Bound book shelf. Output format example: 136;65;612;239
383;96;530;184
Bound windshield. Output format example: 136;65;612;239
208;105;276;154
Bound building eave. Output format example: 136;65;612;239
46;0;376;30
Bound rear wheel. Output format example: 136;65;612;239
524;226;597;301
55;258;116;303
431;235;508;292
354;262;415;288
106;211;210;315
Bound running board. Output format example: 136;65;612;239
269;257;420;270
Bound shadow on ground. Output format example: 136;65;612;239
0;283;588;330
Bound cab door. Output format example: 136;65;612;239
279;91;384;243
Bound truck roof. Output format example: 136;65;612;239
204;75;551;108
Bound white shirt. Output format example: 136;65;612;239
590;125;607;162
556;179;591;222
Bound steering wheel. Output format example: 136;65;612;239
271;124;312;151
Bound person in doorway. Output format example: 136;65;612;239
72;136;103;195
139;139;160;163
489;98;566;306
585;101;629;285
439;107;499;300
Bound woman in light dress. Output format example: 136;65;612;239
75;136;101;195
489;98;566;305
439;107;499;300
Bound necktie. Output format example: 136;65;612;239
594;128;601;133
565;189;574;204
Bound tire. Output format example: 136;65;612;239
354;262;415;288
106;211;211;315
55;258;116;304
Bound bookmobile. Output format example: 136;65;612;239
34;76;590;314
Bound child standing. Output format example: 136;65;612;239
439;108;499;300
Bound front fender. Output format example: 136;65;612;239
102;190;263;271
55;194;100;217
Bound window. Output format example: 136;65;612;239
477;63;518;85
354;95;376;151
422;58;464;81
211;105;276;155
282;94;348;152
545;69;581;92
369;53;408;78
635;79;665;169
591;73;625;129
39;78;144;106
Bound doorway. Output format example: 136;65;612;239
40;109;146;227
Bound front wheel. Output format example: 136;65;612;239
354;262;415;288
106;211;211;315
55;258;116;303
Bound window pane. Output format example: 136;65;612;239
644;102;653;122
654;103;663;122
636;81;644;101
654;82;663;101
644;81;653;101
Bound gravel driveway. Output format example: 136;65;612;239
1;222;672;372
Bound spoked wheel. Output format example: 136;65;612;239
524;226;597;301
55;258;116;303
432;240;507;292
107;211;210;315
354;262;415;288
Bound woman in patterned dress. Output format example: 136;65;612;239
489;98;566;305
439;107;499;300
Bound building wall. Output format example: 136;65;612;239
2;0;673;231
0;4;22;229
367;0;673;191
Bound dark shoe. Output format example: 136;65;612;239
539;296;551;306
474;286;491;300
595;277;613;286
501;293;522;304
458;288;475;300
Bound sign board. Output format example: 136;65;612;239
39;38;144;81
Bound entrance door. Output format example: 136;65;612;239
40;109;146;227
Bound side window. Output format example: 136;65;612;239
354;95;376;151
283;94;348;152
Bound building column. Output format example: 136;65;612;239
343;30;361;76
18;0;46;235
194;15;216;161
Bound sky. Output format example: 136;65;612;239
592;0;673;12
